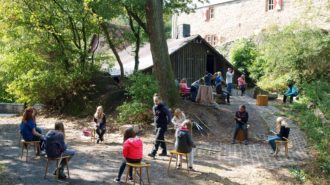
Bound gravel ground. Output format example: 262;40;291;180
0;96;301;185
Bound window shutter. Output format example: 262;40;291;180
274;0;277;9
206;8;210;21
276;0;282;10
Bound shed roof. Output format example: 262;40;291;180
110;35;201;76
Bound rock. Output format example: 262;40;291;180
253;86;269;99
119;124;140;134
268;93;278;100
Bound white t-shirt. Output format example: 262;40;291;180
226;71;234;84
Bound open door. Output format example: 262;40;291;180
206;55;215;74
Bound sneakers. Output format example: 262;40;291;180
113;178;120;182
148;153;155;158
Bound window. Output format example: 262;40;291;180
268;0;274;10
205;35;217;46
209;7;215;19
201;7;215;21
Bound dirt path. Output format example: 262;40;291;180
0;96;308;185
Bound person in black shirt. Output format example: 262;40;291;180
268;119;290;154
148;94;172;158
232;105;249;145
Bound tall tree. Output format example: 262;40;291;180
145;0;178;105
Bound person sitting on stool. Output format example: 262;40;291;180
232;105;249;145
283;81;298;103
268;118;290;155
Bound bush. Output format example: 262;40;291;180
116;101;151;125
283;80;330;179
117;73;159;125
125;72;159;106
229;38;257;75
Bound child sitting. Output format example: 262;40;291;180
45;122;75;180
175;120;195;170
179;78;190;95
114;127;143;182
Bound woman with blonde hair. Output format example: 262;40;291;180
268;117;290;155
175;119;195;170
93;106;107;143
171;108;186;137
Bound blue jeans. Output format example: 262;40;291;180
226;83;233;95
268;135;281;151
232;123;248;142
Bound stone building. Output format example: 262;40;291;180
172;0;329;46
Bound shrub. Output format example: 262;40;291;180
125;72;159;106
116;101;152;125
117;73;159;125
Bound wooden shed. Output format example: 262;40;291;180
110;35;239;85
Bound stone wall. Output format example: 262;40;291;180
0;103;24;114
175;0;329;46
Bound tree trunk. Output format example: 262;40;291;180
100;22;124;77
128;15;141;72
145;0;178;106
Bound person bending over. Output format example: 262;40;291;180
283;82;298;103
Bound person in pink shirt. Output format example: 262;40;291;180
114;128;143;182
179;78;190;95
237;74;247;96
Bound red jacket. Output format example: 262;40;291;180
123;137;143;159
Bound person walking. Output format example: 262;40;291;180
148;94;172;158
237;74;247;96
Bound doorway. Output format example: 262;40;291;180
206;55;215;74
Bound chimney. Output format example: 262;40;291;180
177;24;190;38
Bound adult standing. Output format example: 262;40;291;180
237;74;247;96
226;68;235;95
148;94;172;158
190;79;200;102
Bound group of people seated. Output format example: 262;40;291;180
19;107;75;179
18;92;291;182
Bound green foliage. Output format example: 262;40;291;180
117;73;159;124
229;38;257;74
116;101;151;125
125;73;159;106
256;24;330;90
282;80;330;178
290;166;307;183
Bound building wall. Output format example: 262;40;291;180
170;40;239;85
175;0;328;45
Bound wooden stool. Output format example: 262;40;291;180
236;128;245;143
91;128;96;143
256;95;268;106
20;140;40;162
275;139;289;157
125;162;151;185
44;155;71;179
168;150;189;173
